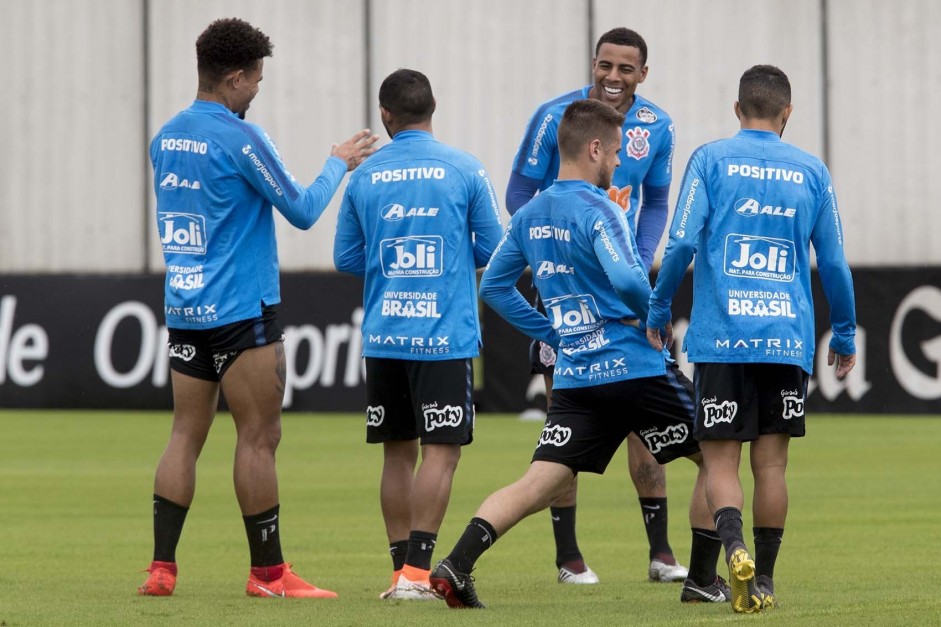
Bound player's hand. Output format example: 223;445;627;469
828;348;856;380
646;322;673;352
332;129;380;171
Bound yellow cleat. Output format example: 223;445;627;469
728;548;764;614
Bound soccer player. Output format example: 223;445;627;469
646;65;856;613
334;68;504;600
138;17;377;598
506;27;685;584
430;99;726;609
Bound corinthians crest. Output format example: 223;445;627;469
626;127;650;160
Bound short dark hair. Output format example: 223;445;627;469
595;27;647;66
738;65;791;119
196;18;273;82
558;99;625;160
378;68;436;125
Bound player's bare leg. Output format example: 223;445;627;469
224;342;336;598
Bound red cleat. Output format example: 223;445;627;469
138;561;177;596
246;563;337;599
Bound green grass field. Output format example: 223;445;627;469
1;411;940;626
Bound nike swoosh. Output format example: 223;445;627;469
696;589;725;602
249;581;285;598
442;564;465;590
551;515;561;521
642;505;661;510
256;515;279;525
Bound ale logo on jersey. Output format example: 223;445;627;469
626;127;650;160
158;212;207;255
535;260;575;279
160;172;201;191
380;235;443;278
734;197;796;218
381;203;440;221
724;234;795;282
544;293;603;336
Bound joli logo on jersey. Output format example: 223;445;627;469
544;294;602;335
380;236;443;278
158;213;207;255
724;234;795;282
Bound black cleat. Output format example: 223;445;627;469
680;575;731;603
430;559;485;609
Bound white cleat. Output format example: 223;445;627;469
384;574;441;600
649;558;689;582
558;565;600;584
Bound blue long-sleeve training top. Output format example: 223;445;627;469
481;179;670;389
151;99;348;329
649;129;856;373
334;130;503;360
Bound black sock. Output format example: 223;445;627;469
243;504;284;567
713;507;746;561
753;527;784;580
152;494;189;563
405;530;438;571
550;506;582;568
687;527;722;586
389;539;408;572
446;517;497;574
639;497;673;561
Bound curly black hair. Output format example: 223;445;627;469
196;18;273;82
595;27;647;66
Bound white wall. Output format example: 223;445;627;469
2;0;939;271
0;0;146;272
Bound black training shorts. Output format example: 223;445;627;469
167;305;283;381
693;362;808;442
532;364;700;474
364;357;475;446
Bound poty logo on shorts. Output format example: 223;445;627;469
781;391;805;420
366;405;385;427
168;344;196;362
423;405;463;431
380;235;443;278
724;234;795;282
539;423;572;447
642;424;689;454
702;397;738;428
